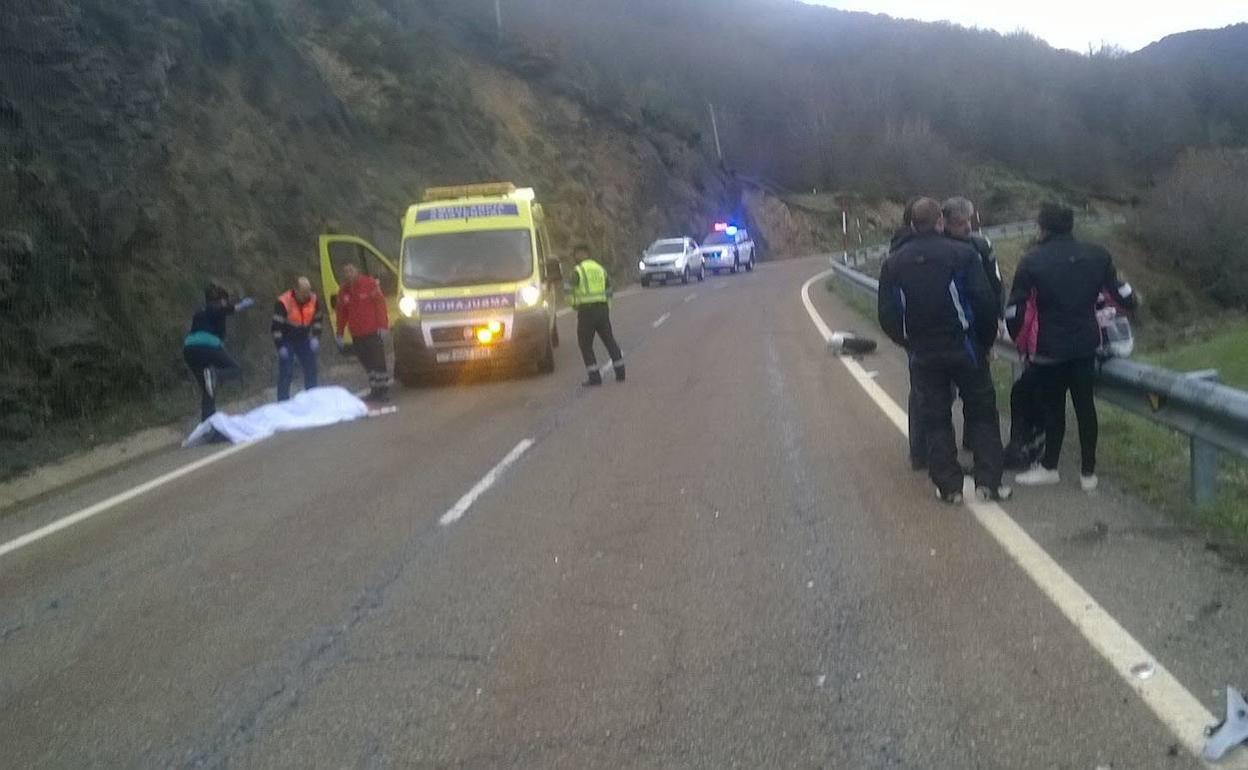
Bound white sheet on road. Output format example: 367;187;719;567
183;387;369;447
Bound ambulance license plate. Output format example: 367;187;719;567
437;347;493;364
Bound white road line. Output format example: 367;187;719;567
438;439;535;526
683;293;697;303
0;441;259;560
653;312;671;328
799;268;1234;767
3;387;375;561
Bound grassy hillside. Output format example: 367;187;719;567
0;0;748;475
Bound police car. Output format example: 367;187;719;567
639;237;704;287
701;223;756;274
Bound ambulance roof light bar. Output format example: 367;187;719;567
422;182;518;202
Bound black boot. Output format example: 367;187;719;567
585;370;603;387
614;364;626;383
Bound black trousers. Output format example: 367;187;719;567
911;346;1004;494
908;378;966;465
353;333;391;395
1037;357;1098;475
184;345;240;422
576;303;623;371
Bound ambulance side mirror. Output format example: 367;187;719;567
545;259;563;284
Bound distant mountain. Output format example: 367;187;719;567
1136;23;1248;72
1134;24;1248;146
463;0;1248;191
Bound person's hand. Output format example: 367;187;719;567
277;345;291;361
309;338;320;354
235;297;255;311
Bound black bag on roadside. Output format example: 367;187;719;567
1003;365;1046;470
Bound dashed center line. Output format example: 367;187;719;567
653;313;671;328
439;439;536;526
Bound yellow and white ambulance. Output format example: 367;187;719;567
319;183;563;385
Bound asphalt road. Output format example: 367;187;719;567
1;257;1242;768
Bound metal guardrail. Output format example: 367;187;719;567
840;214;1127;269
827;259;1248;506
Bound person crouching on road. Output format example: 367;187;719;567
567;244;624;386
1006;203;1138;492
877;198;1010;504
272;276;323;401
334;263;392;402
183;282;255;422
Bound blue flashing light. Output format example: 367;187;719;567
726;226;738;235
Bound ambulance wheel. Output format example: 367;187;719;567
681;266;691;285
697;264;706;282
641;277;651;288
745;257;754;272
396;369;425;388
730;257;740;274
538;333;556;374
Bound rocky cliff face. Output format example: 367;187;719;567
0;0;761;455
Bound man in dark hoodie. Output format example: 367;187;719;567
1007;203;1137;492
879;198;1009;504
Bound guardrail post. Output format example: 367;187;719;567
1184;369;1221;506
1191;437;1218;507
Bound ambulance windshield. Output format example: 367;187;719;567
402;229;534;289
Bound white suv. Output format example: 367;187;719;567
639;237;705;287
701;225;756;274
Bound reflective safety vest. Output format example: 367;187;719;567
571;259;609;308
278;290;318;327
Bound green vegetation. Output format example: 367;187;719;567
477;1;1248;196
0;0;734;479
1145;323;1248;389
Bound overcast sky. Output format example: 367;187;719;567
806;1;1247;52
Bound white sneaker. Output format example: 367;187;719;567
1080;474;1099;492
1015;466;1061;486
976;485;1013;502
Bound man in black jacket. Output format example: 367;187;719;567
889;197;928;470
879;198;1010;504
1006;203;1137;491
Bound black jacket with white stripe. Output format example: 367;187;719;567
1005;233;1137;363
878;232;999;360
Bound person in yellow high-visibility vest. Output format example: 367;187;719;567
567;244;624;386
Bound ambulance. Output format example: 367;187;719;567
319;183;563;385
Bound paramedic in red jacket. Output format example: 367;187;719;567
334;263;392;402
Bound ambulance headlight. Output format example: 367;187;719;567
518;283;542;309
399;296;418;318
638;260;647;271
